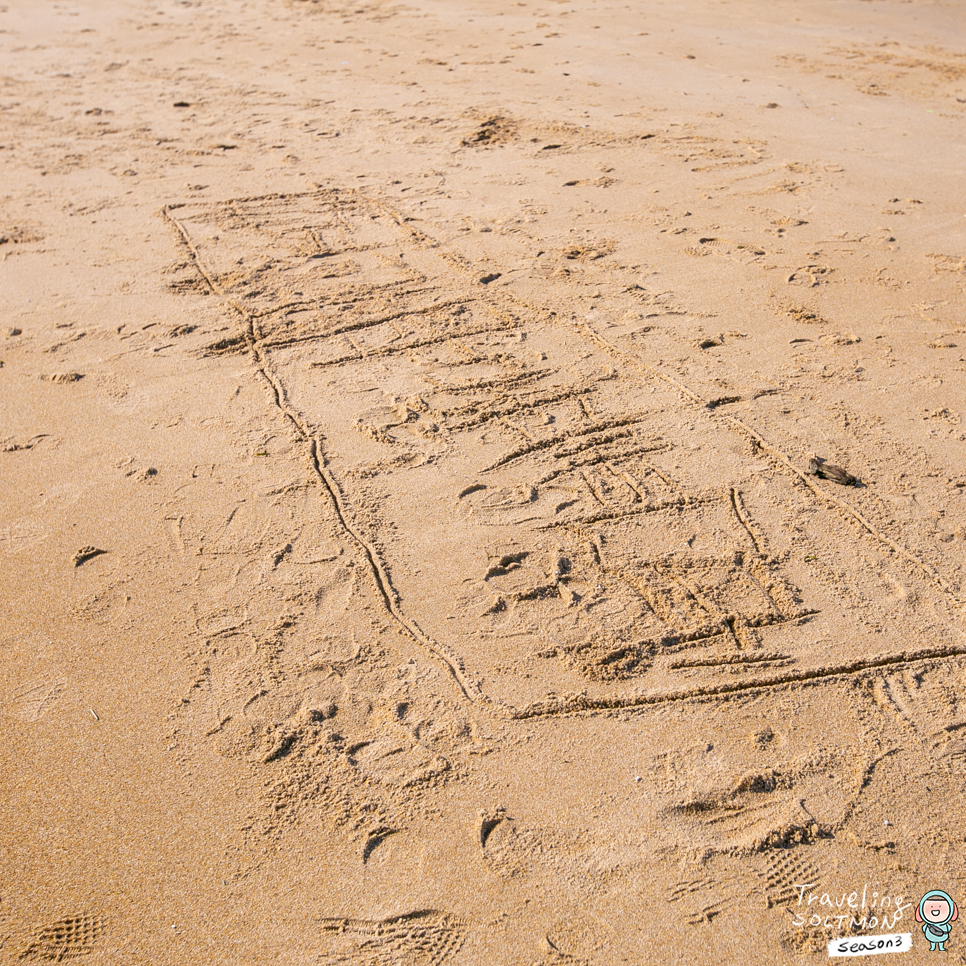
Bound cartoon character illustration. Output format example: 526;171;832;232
917;890;958;951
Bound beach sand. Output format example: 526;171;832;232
1;0;965;961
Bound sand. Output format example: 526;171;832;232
1;0;965;962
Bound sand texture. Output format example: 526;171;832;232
2;0;966;962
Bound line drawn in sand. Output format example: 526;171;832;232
0;680;66;721
865;665;966;766
163;188;964;721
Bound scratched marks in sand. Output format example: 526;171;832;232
166;189;963;717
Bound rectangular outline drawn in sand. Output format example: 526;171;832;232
163;189;966;720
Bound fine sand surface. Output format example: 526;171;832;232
2;0;966;962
